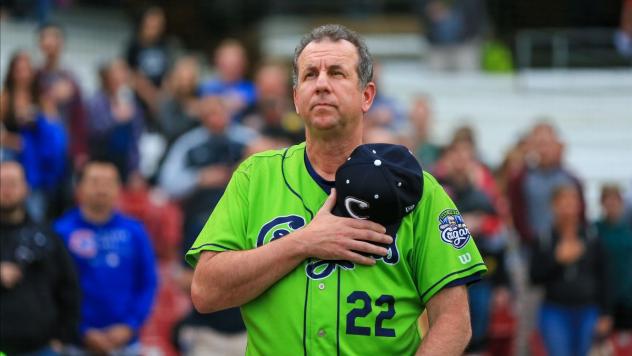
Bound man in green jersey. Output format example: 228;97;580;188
186;24;487;355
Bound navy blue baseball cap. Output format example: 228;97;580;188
332;143;423;238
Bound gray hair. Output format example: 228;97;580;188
292;24;373;89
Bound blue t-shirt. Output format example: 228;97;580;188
54;208;157;339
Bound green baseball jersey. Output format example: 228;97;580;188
186;142;487;356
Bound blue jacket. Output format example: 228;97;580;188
19;113;68;191
54;208;157;340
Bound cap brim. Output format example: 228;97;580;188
332;203;401;239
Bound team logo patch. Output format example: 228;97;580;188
438;209;471;249
68;229;97;258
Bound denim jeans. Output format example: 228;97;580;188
538;302;599;356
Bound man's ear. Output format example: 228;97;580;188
361;82;376;113
293;86;299;114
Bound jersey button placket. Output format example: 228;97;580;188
310;277;336;355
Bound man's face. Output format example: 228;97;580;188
293;39;375;134
141;11;165;42
410;98;431;136
77;164;120;213
0;162;28;212
39;27;64;59
256;65;288;100
532;129;562;168
216;45;247;83
171;58;199;94
200;97;230;133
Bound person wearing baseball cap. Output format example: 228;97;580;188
186;24;486;355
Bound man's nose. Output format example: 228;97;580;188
315;71;331;93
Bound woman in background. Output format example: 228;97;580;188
530;184;612;356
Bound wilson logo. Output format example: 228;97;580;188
458;253;472;264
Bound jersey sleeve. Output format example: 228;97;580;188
185;157;253;267
412;172;488;305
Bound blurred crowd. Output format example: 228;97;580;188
1;4;632;356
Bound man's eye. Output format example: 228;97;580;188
332;71;344;77
304;72;316;79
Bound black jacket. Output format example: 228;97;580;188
530;227;611;313
0;216;81;353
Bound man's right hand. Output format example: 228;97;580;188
84;329;114;355
293;189;393;265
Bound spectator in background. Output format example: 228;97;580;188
365;61;406;131
159;96;253;236
0;161;80;355
437;141;511;354
508;122;585;246
1;50;40;155
55;159;157;355
0;51;68;222
36;22;88;169
199;39;256;121
530;184;611;356
417;0;486;71
87;58;145;183
436;126;508;225
242;60;304;148
159;97;247;354
407;94;442;169
126;6;172;117
154;56;201;147
594;185;632;332
495;135;529;202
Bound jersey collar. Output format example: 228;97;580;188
304;149;335;194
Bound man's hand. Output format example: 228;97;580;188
294;189;393;265
104;324;134;349
0;262;23;289
84;329;114;354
